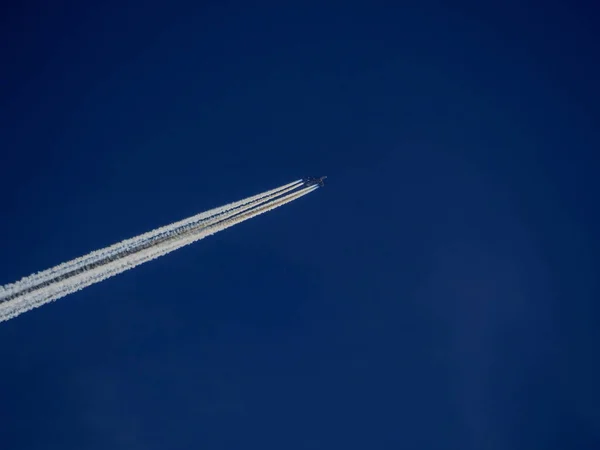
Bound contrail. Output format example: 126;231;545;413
0;181;318;322
0;179;303;299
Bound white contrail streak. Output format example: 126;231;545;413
0;179;303;299
0;182;317;322
0;181;308;302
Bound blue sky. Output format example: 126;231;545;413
1;1;599;449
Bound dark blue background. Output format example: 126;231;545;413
1;1;599;448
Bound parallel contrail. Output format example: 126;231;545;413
0;181;317;322
0;179;304;299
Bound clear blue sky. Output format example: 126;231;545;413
1;1;599;449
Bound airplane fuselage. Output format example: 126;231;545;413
304;176;327;187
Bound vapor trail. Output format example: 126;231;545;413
0;182;317;322
0;180;303;299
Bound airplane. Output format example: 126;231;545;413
304;176;327;187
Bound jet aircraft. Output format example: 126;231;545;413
304;176;327;187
